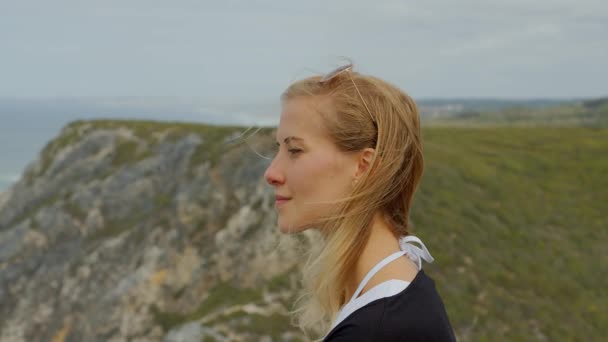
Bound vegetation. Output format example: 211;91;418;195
111;139;151;167
86;214;144;242
233;312;292;340
36;121;85;178
266;268;295;292
412;126;607;341
151;281;263;332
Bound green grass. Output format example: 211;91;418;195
86;214;143;241
411;126;608;341
205;309;299;340
111;139;151;167
267;269;294;292
35;121;86;178
63;198;86;220
233;312;292;340
151;281;263;332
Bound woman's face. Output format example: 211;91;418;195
264;96;358;234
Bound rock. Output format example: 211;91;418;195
164;322;203;342
0;121;305;341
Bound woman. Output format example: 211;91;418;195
263;63;456;341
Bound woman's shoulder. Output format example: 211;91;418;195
377;269;457;341
323;299;386;341
324;269;456;341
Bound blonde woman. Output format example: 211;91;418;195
264;63;456;341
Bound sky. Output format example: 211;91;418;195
1;0;607;100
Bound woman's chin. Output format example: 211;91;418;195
278;220;301;234
279;223;295;234
278;219;318;234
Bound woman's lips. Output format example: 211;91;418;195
275;198;291;207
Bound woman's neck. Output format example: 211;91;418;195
344;213;401;302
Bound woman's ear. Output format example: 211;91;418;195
353;147;375;182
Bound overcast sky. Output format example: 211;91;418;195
1;0;607;100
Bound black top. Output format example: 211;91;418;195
323;269;456;341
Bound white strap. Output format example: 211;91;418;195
350;235;434;302
399;235;435;270
350;250;406;302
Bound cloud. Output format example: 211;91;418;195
439;23;562;57
0;0;606;98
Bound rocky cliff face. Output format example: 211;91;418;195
0;120;311;342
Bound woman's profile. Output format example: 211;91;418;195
263;62;456;341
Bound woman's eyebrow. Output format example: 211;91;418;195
275;136;304;145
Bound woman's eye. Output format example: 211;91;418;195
288;148;302;155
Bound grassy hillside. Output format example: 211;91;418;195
412;126;607;341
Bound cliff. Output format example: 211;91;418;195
0;120;310;342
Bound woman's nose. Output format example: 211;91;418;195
264;158;285;186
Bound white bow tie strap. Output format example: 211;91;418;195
398;235;435;270
348;235;435;303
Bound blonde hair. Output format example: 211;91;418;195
277;65;425;340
